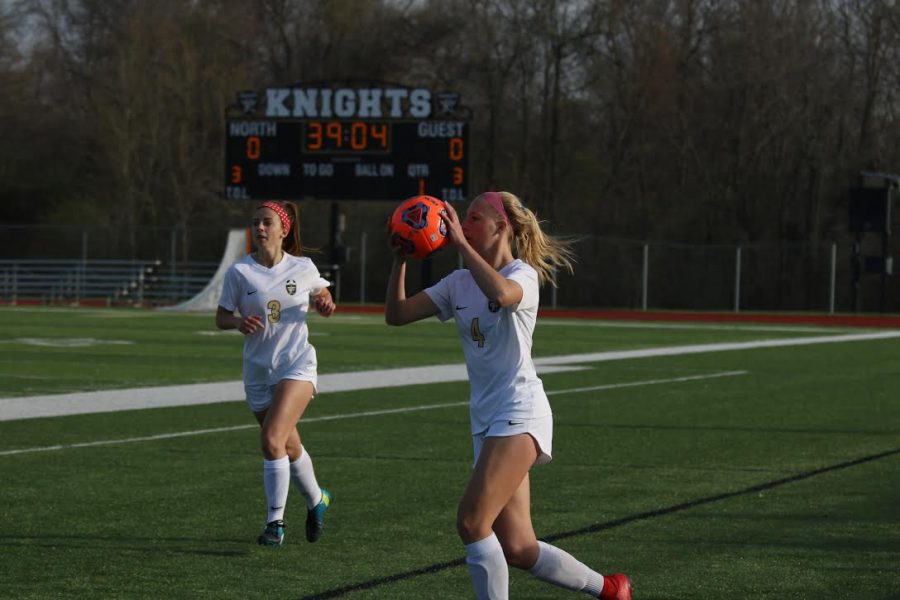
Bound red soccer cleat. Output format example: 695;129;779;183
599;573;632;600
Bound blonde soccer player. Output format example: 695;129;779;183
216;200;335;547
385;191;632;599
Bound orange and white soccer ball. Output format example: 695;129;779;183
388;195;449;259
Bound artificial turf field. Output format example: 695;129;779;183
0;306;898;599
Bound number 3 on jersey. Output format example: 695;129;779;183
267;300;281;323
470;317;485;347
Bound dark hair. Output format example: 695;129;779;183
280;201;302;255
256;200;304;256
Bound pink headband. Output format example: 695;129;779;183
480;192;509;225
258;201;291;234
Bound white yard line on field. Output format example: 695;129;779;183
532;330;900;366
538;319;855;333
0;365;587;422
1;330;898;423
546;370;748;395
0;370;748;456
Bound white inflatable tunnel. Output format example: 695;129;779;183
159;228;249;312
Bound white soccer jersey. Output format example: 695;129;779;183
218;253;330;388
424;259;551;433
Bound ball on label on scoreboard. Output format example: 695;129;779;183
389;195;449;259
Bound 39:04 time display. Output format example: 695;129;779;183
304;121;390;153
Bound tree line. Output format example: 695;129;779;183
1;0;898;264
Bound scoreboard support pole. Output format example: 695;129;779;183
329;202;342;264
421;257;434;289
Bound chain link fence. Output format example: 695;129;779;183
1;224;895;313
338;231;895;314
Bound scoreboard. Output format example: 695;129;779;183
224;119;467;201
224;85;469;202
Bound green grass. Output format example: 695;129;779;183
0;306;898;599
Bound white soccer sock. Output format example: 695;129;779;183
464;532;509;600
289;445;322;509
528;541;605;596
263;455;290;523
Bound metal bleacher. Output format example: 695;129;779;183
0;259;219;306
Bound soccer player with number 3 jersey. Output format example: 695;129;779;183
216;200;335;548
385;191;632;600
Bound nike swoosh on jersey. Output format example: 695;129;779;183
247;290;258;295
455;305;467;310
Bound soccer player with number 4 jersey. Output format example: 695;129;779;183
216;200;335;548
385;191;632;600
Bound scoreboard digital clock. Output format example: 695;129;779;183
303;121;391;153
224;84;469;202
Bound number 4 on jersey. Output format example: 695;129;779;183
470;317;485;347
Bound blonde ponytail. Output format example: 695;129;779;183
488;191;576;287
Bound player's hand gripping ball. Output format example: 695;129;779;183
388;195;449;259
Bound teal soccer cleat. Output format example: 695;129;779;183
305;488;331;542
257;519;285;547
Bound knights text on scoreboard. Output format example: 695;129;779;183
224;84;469;201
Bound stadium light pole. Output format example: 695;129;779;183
829;242;836;314
641;244;649;311
360;231;367;304
733;245;742;312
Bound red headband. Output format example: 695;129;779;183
480;192;509;224
258;201;291;234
